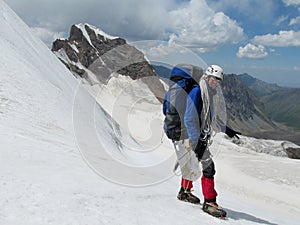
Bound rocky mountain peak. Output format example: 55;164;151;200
52;23;165;101
222;74;276;135
222;74;257;120
52;23;128;78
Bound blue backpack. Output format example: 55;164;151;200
163;64;203;141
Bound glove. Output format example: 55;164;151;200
225;126;241;139
194;138;208;161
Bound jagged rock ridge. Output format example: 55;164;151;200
222;74;277;135
238;73;283;97
51;23;165;101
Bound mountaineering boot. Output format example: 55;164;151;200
177;187;200;204
202;201;227;218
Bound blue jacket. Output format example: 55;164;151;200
163;65;209;142
184;86;203;144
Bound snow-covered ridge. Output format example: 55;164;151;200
233;135;289;157
52;23;165;101
75;22;118;41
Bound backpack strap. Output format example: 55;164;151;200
169;83;178;113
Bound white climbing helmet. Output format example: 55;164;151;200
205;65;224;81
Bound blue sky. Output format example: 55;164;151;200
5;0;300;87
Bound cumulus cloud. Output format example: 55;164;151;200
168;0;244;51
237;43;268;59
6;0;245;52
282;0;300;13
289;16;300;25
142;39;190;58
275;15;289;26
252;30;300;47
30;27;64;48
282;0;300;6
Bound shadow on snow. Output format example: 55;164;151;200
224;207;278;225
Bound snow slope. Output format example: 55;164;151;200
0;1;300;224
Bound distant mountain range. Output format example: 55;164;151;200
238;73;300;132
238;73;283;96
152;64;172;80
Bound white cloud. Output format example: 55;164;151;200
7;0;174;41
145;39;190;58
252;30;300;47
30;27;64;48
293;66;300;71
6;0;245;52
236;43;268;59
282;0;300;6
275;15;289;26
282;1;300;15
289;16;300;25
168;0;244;49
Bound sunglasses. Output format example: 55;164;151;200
209;76;222;82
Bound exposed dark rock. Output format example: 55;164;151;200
285;147;300;159
281;142;300;159
221;74;277;136
239;73;300;143
51;23;165;102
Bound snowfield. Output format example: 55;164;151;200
0;1;299;224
